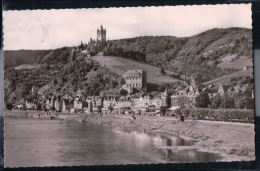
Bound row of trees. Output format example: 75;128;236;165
195;91;254;109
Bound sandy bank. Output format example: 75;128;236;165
83;114;255;162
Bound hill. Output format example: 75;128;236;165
4;47;73;68
202;68;253;86
4;50;51;68
217;55;252;70
93;55;184;86
4;27;253;105
104;27;252;83
4;52;124;104
38;47;73;64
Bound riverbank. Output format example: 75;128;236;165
5;110;255;162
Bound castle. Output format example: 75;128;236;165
86;25;107;54
96;25;106;45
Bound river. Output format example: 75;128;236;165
4;117;220;167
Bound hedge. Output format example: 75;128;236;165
176;108;254;123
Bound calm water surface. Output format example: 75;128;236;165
4;118;220;167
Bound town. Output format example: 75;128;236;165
8;25;254;122
20;70;253;117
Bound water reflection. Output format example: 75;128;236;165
114;130;219;163
4;118;220;167
160;149;220;163
115;130;193;148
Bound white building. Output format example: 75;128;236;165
123;70;146;94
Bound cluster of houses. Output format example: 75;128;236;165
23;90;169;115
19;67;253;114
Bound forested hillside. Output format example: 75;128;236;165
104;27;252;83
4;52;123;104
4;27;253;105
4;50;51;68
4;47;73;68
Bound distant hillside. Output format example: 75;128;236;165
104;27;252;83
4;47;73;68
4;50;51;68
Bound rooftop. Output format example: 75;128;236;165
123;70;143;77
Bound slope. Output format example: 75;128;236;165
93;55;184;86
104;27;252;83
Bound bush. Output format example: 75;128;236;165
179;108;254;123
195;91;210;108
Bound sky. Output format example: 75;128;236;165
3;4;252;50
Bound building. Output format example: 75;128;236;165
118;96;132;110
25;99;37;110
150;97;161;109
84;97;93;113
170;80;200;108
123;70;146;94
138;94;151;110
161;89;170;108
62;99;70;113
86;96;103;113
74;97;83;110
102;96;118;112
96;25;106;47
171;95;195;108
45;96;54;110
54;96;62;112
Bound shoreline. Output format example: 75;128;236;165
4;110;255;162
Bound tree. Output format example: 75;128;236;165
220;94;235;109
111;80;118;88
195;91;210;108
237;97;254;109
210;94;222;109
53;79;58;85
6;102;13;110
244;97;254;109
120;89;128;96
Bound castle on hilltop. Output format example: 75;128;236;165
87;25;107;53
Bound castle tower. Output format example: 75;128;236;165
97;25;106;44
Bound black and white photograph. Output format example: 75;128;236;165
3;4;255;167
